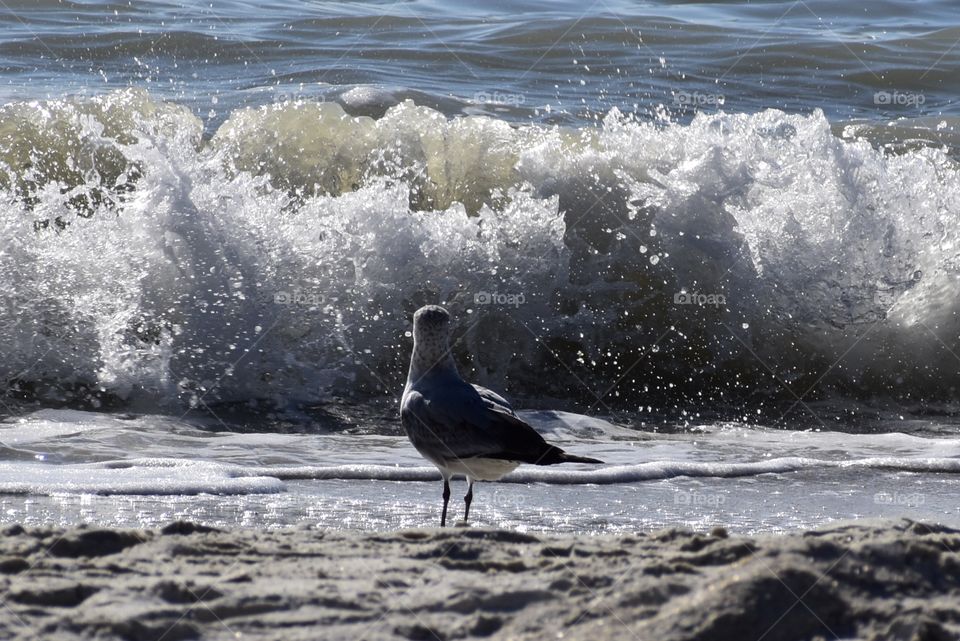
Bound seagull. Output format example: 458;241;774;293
400;305;603;527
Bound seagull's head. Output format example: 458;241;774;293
411;305;453;366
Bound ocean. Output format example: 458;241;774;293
1;0;959;533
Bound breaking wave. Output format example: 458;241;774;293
1;89;959;414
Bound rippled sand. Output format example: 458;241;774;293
0;519;956;640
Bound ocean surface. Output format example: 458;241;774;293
2;409;958;533
1;0;959;532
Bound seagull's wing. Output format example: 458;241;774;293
471;384;517;416
401;379;559;464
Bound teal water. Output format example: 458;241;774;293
0;0;957;126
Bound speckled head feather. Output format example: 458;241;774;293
408;305;456;381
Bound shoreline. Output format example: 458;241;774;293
0;519;957;640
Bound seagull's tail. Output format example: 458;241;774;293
487;445;604;466
534;446;603;465
557;452;604;465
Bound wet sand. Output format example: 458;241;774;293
0;519;957;640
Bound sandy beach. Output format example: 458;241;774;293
0;519;955;641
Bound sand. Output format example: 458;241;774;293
0;519;957;641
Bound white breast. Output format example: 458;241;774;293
441;458;520;481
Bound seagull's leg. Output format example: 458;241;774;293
463;479;474;523
440;479;451;527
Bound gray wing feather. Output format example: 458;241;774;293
471;384;517;416
401;380;551;464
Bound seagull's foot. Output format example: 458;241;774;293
453;520;471;528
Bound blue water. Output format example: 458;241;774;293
1;0;957;126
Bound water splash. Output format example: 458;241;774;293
1;89;958;413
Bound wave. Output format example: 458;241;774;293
3;454;957;495
238;456;960;485
0;459;284;495
1;89;959;413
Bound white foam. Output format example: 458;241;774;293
0;459;283;496
239;455;960;485
2;410;959;496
